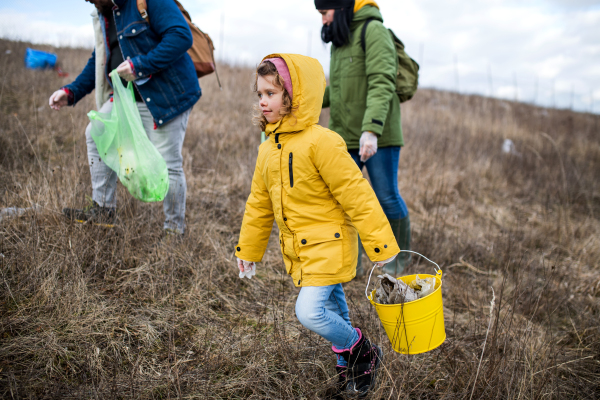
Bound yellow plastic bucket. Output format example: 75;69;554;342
366;252;446;354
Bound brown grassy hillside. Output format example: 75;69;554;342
1;38;599;399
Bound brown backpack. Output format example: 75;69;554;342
136;0;220;84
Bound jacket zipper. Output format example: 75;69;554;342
101;15;110;83
289;152;294;188
275;133;280;143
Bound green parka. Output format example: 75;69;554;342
323;2;403;149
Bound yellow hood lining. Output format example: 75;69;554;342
354;0;379;13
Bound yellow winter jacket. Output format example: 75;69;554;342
235;53;400;287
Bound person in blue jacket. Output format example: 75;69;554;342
49;0;201;238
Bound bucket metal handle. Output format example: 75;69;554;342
365;250;442;301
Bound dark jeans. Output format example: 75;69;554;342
349;146;408;220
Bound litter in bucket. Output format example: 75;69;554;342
366;250;446;355
375;273;418;304
375;273;437;304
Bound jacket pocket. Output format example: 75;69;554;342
297;224;344;276
288;152;294;188
122;22;152;54
280;231;298;263
346;53;365;78
123;22;149;38
281;252;293;275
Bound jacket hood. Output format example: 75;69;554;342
262;54;326;136
354;0;379;12
352;3;382;25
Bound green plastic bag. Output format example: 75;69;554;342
87;70;169;202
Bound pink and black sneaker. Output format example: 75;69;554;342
332;328;383;397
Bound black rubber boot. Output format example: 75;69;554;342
383;215;411;276
334;328;383;398
63;200;117;227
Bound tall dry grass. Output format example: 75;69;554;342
1;38;599;399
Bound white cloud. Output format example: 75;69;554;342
543;0;600;9
496;85;521;100
0;10;93;48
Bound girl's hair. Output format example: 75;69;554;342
320;5;355;48
253;61;296;131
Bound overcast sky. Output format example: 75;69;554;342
1;0;598;113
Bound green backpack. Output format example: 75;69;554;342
361;18;419;103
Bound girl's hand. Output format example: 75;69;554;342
359;131;378;162
237;257;256;279
375;253;397;267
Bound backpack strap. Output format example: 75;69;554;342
137;0;149;23
360;18;375;53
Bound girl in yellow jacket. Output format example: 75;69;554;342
235;53;400;397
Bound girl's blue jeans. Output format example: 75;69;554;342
295;284;359;367
349;146;408;220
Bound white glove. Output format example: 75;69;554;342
359;131;378;162
116;61;136;82
49;89;68;111
237;257;256;279
375;253;397;267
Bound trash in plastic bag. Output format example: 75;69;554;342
87;70;169;202
375;274;418;304
24;48;68;76
25;48;57;69
409;275;437;298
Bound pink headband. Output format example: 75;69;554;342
263;57;293;100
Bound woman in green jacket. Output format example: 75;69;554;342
316;0;411;276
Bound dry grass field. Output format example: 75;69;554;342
1;38;599;399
